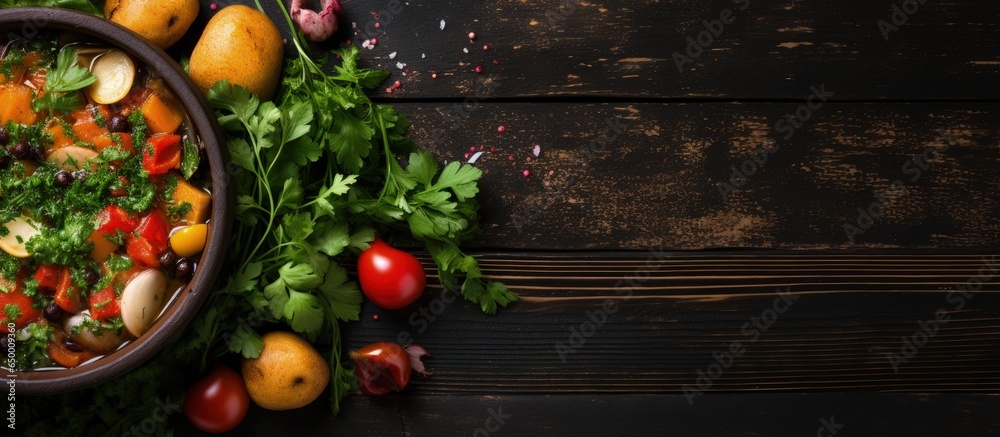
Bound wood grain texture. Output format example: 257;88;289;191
343;253;1000;394
194;0;1000;100
390;101;1000;250
180;393;1000;436
176;1;1000;435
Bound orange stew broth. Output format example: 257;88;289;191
0;36;210;370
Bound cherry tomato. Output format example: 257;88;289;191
183;364;250;433
351;342;412;396
357;238;426;309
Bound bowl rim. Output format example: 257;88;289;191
0;7;234;394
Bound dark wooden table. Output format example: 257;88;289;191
182;0;1000;435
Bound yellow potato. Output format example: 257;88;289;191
105;0;200;50
189;5;284;101
242;332;329;410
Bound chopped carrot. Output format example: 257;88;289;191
0;65;27;86
70;104;112;124
171;178;212;225
141;93;183;134
22;51;44;68
0;84;38;125
47;123;75;151
72;120;109;144
46;332;97;368
94;132;135;154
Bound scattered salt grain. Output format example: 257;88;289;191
421;53;426;59
532;144;541;157
389;52;397;59
467;151;484;163
463;47;469;54
396;62;406;70
440;20;446;30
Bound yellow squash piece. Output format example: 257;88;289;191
169;224;207;257
171;179;211;225
88;49;136;105
0;217;40;258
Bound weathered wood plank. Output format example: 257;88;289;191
390;101;1000;250
197;0;1000;100
340;253;1000;394
181;393;1000;436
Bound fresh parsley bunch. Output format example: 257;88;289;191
188;1;516;411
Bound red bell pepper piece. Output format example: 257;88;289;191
126;237;160;268
88;286;120;321
135;210;169;254
0;286;41;329
34;264;61;293
96;205;140;235
142;133;181;175
54;266;82;313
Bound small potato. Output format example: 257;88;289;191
189;5;284;100
105;0;199;50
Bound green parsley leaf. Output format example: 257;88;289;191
180;140;201;179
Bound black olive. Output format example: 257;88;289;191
159;250;178;272
43;303;65;322
82;269;99;285
38;284;56;297
30;144;44;162
63;338;83;353
107;114;131;133
0;155;9;169
7;141;30;160
0;127;9;146
175;258;194;281
54;170;74;187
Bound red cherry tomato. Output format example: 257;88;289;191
183;364;250;433
357;238;426;309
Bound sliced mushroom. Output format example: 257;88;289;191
65;312;129;354
120;269;168;337
46;145;99;170
0;216;40;258
87;49;135;105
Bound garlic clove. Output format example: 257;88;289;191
120;269;168;338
